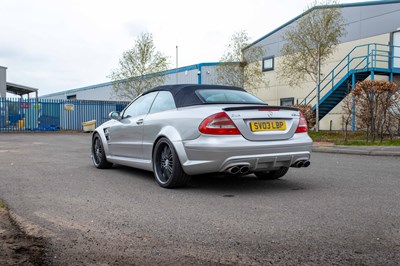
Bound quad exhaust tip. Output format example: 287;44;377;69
226;165;250;175
226;161;310;174
291;160;310;168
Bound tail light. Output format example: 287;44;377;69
199;112;240;135
295;112;308;133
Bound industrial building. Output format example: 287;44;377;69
0;66;39;99
42;63;231;101
244;0;400;130
41;0;400;130
0;66;40;129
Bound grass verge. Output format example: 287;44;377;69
309;131;400;146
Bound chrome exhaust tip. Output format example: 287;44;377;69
227;166;240;175
239;166;250;174
291;161;304;168
226;165;250;175
296;161;304;168
291;160;310;168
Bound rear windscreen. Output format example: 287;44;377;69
196;89;265;104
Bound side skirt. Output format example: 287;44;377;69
107;156;153;172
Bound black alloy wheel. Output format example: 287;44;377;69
92;134;112;169
153;138;190;188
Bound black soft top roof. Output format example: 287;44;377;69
143;84;246;108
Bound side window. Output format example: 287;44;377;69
262;56;274;72
280;97;294;106
149;91;176;114
122;92;157;118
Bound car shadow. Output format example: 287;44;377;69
188;173;312;194
111;164;154;180
112;165;313;194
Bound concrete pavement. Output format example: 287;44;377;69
313;142;400;157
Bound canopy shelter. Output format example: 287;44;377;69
7;82;38;99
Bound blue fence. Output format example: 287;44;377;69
0;98;129;132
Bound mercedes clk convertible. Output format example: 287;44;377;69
91;84;312;188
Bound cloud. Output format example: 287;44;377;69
1;0;364;96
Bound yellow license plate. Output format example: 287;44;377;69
250;120;286;132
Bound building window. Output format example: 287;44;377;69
262;56;274;72
67;95;77;100
280;97;294;106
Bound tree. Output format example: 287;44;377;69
390;95;400;137
341;86;353;142
216;30;267;93
292;104;315;130
277;0;346;131
109;32;170;100
352;80;399;143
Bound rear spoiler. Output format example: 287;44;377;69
223;105;299;112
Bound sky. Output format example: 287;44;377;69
0;0;370;96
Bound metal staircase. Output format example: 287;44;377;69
301;43;400;121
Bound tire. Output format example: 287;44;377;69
91;133;113;169
153;138;190;188
254;167;289;180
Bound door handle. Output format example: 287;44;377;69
136;119;144;125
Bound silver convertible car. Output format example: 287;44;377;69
91;84;312;188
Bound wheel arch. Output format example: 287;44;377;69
151;126;189;172
92;128;111;158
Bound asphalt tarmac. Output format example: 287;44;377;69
0;133;399;265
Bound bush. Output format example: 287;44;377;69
351;80;400;142
292;104;315;129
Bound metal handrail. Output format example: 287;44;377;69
301;43;370;103
304;53;369;104
301;43;400;106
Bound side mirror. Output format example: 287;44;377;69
109;111;121;120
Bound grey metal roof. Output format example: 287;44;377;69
41;62;226;98
7;82;39;96
244;0;400;50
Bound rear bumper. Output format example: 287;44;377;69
173;133;312;175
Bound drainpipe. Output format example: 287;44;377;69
351;73;356;132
